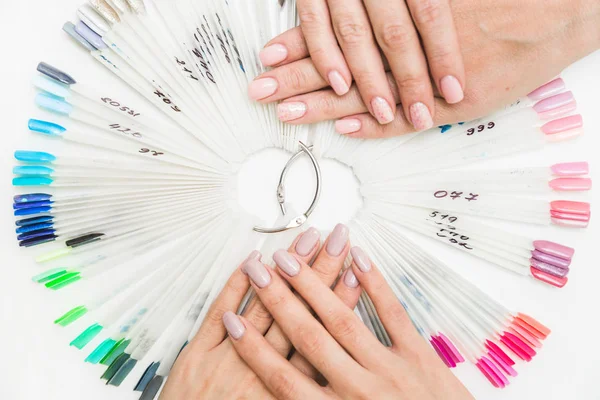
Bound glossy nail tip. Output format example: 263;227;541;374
350;246;372;272
531;250;571;269
531;267;568;288
75;21;107;50
516;314;551;338
542;115;583;135
533;240;574;260
326;223;349;257
223;311;245;340
438;333;465;363
533;91;574;113
63;21;96;52
551;162;589;177
328;70;350;96
488;351;518;377
371;97;395;125
259;44;288;66
244;259;271;288
343;269;359;288
530;258;569;278
409;102;434;131
485;340;515;366
37;62;76;85
549;178;592;191
551;200;591;215
273;249;300;277
295;227;321;257
430;337;455;368
440;75;464;104
335;119;362;135
35;94;74;116
15;150;57;163
248;78;278;100
527;78;565;101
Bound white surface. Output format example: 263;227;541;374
0;1;599;399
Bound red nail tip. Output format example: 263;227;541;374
516;314;551;338
551;200;591;215
541;115;583;135
504;332;537;357
531;267;569;288
486;340;515;366
481;356;510;387
549;178;592;192
551;162;589;177
430;338;453;368
438;333;465;363
489;351;518;377
501;335;532;361
509;326;542;349
533;240;575;260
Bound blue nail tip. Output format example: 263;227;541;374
13;200;53;210
13;166;55;176
16;222;54;234
12;177;54;187
16;215;54;227
19;234;58;248
15;150;57;163
34;94;74;116
14;206;52;217
37;62;76;85
134;362;161;392
13;193;52;203
18;229;57;242
63;21;96;52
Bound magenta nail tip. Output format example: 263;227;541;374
481;356;510;387
489;351;518;377
531;250;571;269
438;333;465;363
430;337;455;368
486;340;515;366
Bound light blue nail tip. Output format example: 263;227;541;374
63;21;96;52
35;93;74;116
14;151;57;163
13;166;54;176
37;62;76;85
12;177;54;187
28;119;67;136
33;75;71;98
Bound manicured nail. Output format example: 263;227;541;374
248;78;278;100
223;311;246;340
344;269;359;288
335;119;361;135
440;75;464;104
277;102;307;121
351;246;371;272
409;102;434;131
371;97;394;124
328;70;350;96
241;250;262;274
295;227;321;257
326;223;349;257
273;249;300;277
244;259;271;288
259;44;288;66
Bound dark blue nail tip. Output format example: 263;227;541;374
14;193;52;203
16;215;54;227
14;206;52;217
37;62;76;85
16;222;54;234
19;234;58;247
13;201;53;210
134;362;161;392
18;229;57;241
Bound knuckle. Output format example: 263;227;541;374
206;306;228;325
336;16;370;46
427;47;456;70
412;0;444;26
268;369;297;399
329;314;358;340
298;9;322;26
296;328;323;358
282;66;310;91
313;93;339;116
395;74;430;96
379;22;415;51
265;292;288;310
246;303;273;326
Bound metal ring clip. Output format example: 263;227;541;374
253;142;322;234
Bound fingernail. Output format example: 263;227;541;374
223;311;246;340
409;102;434;131
335;119;361;135
344;269;359;288
273;249;301;277
326;223;349;257
440;75;464;104
328;70;350;96
244;259;272;288
371;97;395;124
295;227;321;256
248;78;278;100
259;44;288;66
351;246;371;272
242;251;262;275
277;102;307;121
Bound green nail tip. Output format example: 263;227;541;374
70;323;103;350
108;358;137;386
54;306;88;327
102;353;130;380
32;268;67;283
45;272;81;290
86;338;117;364
100;339;130;366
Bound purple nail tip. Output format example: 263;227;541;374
532;250;571;269
75;21;107;50
533;240;575;260
530;258;569;278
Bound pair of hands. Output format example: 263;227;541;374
250;0;600;138
161;225;472;399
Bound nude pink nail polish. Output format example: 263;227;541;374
259;44;288;66
343;269;359;288
371;97;394;124
527;78;565;101
409;102;434;131
335;119;362;135
350;246;371;272
277;102;307;121
223;311;246;340
244;259;272;288
248;78;278;100
549;178;592;191
550;162;589;177
541;115;583;135
440;75;464;104
328;70;350;96
295;227;320;257
533;240;574;260
533;91;574;113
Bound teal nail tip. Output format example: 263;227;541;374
13;166;54;176
86;339;117;364
33;75;71;98
12;177;54;187
14;150;57;163
101;339;130;366
134;362;160;392
37;62;76;85
32;268;66;283
35;93;74;116
28;119;67;135
102;353;130;380
70;323;103;350
108;358;137;386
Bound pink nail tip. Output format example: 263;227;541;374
550;210;591;223
509;326;542;349
551;162;589;177
489;351;518;377
549;178;592;191
552;217;590;228
477;359;506;388
531;266;569;288
531;258;569;278
430;337;456;368
504;333;536;357
542;115;583;135
551;200;591;215
500;335;533;362
438;333;465;363
481;357;510;387
259;44;288;66
532;250;571;269
534;91;574;113
486;340;515;366
537;102;578;120
277;102;307;122
533;240;575;260
527;78;565;101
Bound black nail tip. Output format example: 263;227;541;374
37;62;76;85
139;376;164;400
66;233;105;248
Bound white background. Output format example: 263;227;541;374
0;1;599;399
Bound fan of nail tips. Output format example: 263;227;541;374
11;0;592;396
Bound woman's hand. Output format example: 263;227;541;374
225;246;474;399
253;0;600;138
252;0;465;131
160;225;358;399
